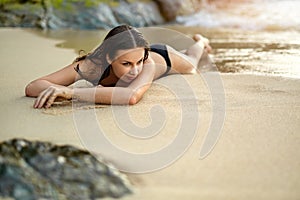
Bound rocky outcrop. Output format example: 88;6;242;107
0;138;132;200
46;2;120;29
0;0;204;29
0;0;165;29
112;1;163;28
154;0;202;21
0;3;46;28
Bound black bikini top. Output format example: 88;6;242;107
74;64;114;86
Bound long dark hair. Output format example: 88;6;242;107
74;25;149;85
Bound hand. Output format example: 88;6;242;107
34;86;74;109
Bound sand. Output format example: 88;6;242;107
1;28;300;200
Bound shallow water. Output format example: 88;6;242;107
177;0;300;32
175;0;300;78
206;28;300;78
30;26;300;79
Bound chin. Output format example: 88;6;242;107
125;79;135;83
118;78;133;84
125;77;137;82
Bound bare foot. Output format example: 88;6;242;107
193;34;212;53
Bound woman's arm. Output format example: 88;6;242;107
25;61;81;97
34;58;156;108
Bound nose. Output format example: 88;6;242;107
130;65;138;75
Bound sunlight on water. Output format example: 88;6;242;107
209;30;300;78
176;0;300;78
177;0;300;32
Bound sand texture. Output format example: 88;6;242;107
0;28;300;200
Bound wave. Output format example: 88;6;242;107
176;0;300;32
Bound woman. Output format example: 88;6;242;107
25;25;212;108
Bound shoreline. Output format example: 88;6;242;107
1;27;300;199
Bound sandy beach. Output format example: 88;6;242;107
1;28;300;199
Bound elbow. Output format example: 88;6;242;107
128;93;142;105
25;82;33;97
109;88;144;105
25;81;38;97
129;96;138;105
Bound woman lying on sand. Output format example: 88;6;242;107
25;25;212;108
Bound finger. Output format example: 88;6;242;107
34;89;49;108
34;98;39;108
37;89;55;109
45;93;58;108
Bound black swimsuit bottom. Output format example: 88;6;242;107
75;44;172;86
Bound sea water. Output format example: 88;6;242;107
177;0;300;32
176;0;300;78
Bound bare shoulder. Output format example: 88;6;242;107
144;55;155;64
147;53;169;79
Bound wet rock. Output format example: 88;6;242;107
0;0;165;29
0;3;45;28
0;138;132;200
112;1;164;27
154;0;202;21
0;0;204;29
46;2;119;30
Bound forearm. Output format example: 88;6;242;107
73;87;138;105
25;79;65;97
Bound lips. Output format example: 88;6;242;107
126;76;136;81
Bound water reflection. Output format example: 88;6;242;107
210;30;300;78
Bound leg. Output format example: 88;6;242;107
168;34;212;74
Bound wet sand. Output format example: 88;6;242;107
1;28;300;199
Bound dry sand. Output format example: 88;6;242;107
1;28;300;200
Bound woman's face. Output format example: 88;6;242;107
109;48;145;83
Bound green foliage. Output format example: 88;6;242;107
50;0;63;8
0;0;17;4
0;0;120;7
50;0;120;8
0;0;42;3
0;0;42;6
0;0;152;8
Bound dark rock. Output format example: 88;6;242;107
0;138;132;200
113;1;164;27
0;0;203;29
47;2;119;30
0;3;45;28
0;0;165;29
154;0;202;21
153;0;181;21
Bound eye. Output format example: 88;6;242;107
122;62;131;66
137;59;143;64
